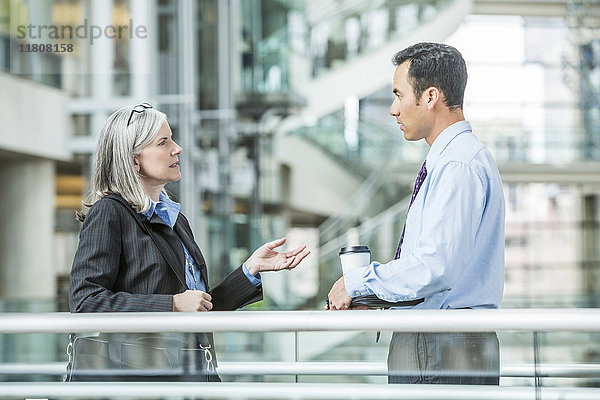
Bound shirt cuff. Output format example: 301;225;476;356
343;264;374;298
242;263;262;287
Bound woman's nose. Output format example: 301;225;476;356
173;142;182;155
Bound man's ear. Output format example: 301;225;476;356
132;155;140;173
424;87;440;110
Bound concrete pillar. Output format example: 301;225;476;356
90;0;114;137
216;0;235;279
0;159;56;299
177;0;199;240
130;0;152;100
582;193;600;307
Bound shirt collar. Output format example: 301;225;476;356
425;120;472;170
141;192;181;228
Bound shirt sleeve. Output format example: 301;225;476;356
344;161;486;301
242;263;262;287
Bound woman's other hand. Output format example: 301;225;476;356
173;290;213;311
245;237;310;276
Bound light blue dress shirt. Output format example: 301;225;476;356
344;121;505;309
142;192;261;290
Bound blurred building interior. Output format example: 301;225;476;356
0;0;599;387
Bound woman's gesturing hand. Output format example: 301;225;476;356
245;237;310;276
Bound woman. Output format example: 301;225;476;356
68;103;309;381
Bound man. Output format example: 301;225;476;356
327;42;505;385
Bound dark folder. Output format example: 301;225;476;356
350;294;424;309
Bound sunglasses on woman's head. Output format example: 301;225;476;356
127;103;153;126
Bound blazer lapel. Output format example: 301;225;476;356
145;214;187;288
105;194;187;288
174;217;210;290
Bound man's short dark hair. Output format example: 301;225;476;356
392;42;467;111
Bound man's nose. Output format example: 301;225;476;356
389;99;399;117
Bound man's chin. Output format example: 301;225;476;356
403;131;423;142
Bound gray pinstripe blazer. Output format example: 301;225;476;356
70;193;262;313
68;194;262;380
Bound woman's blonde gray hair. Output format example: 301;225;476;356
77;105;167;221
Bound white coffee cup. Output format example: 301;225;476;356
339;245;371;274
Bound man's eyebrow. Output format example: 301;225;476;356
392;88;401;95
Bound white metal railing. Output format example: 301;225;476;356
1;309;600;399
2;362;600;378
1;309;600;333
1;382;599;399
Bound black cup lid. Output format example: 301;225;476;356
339;245;370;255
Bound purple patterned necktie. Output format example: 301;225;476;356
394;160;427;259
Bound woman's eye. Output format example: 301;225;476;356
159;140;166;146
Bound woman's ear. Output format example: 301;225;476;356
132;155;141;173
